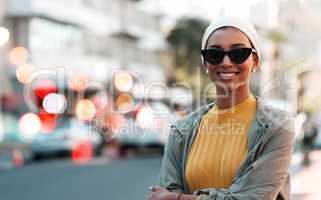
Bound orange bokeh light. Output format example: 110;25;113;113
68;72;89;91
16;64;35;84
9;46;29;66
116;93;133;113
114;72;133;92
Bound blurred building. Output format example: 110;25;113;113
249;0;321;114
250;0;279;29
0;0;13;96
249;0;280;102
277;0;321;113
278;0;321;67
2;0;167;84
278;0;321;113
250;0;297;113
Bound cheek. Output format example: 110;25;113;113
238;64;252;79
206;64;218;72
239;58;253;72
240;63;252;71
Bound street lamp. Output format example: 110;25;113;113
0;27;10;47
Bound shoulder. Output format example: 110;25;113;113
257;99;295;143
171;103;214;132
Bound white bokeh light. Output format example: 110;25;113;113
42;93;67;114
136;107;154;129
114;72;133;92
19;113;41;140
0;27;10;46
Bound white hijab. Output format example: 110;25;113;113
201;17;261;65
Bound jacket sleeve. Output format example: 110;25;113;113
194;118;295;200
159;124;185;193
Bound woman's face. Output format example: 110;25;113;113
204;27;258;93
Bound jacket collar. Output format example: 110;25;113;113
175;96;276;137
199;96;271;126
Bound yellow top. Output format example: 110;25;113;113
185;95;257;192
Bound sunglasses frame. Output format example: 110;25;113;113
201;47;257;65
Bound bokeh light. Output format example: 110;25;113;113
116;93;133;113
34;79;57;99
75;99;96;121
19;113;41;140
136;107;154;129
92;95;108;116
16;64;36;84
68;72;89;91
42;93;67;114
12;149;24;167
0;27;10;46
9;46;29;66
71;140;93;163
38;109;57;133
114;72;133;92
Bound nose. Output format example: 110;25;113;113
221;54;233;67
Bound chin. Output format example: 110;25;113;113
212;79;236;91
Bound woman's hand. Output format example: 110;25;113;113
146;186;178;200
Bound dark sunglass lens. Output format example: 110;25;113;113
228;48;252;64
201;49;224;65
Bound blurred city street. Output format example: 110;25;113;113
0;150;321;200
1;0;321;199
0;155;162;200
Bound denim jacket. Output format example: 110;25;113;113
159;97;295;200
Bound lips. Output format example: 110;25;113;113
216;71;240;80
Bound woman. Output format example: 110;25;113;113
147;17;294;200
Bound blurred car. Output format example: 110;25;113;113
112;101;178;155
1;113;24;142
0;113;33;167
31;119;103;160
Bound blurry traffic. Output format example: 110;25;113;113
1;0;321;199
0;67;190;166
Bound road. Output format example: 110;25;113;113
0;156;163;200
1;151;321;200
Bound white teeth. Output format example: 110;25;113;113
218;73;236;79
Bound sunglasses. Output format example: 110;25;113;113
201;47;256;65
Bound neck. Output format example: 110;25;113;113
215;86;250;109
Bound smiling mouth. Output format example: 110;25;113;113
216;72;240;79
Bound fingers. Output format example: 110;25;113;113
149;185;162;192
